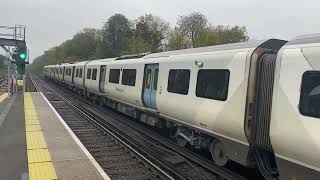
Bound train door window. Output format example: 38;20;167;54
79;68;83;78
146;69;152;89
92;69;97;80
167;69;190;95
109;69;120;83
153;68;159;90
122;69;136;86
87;69;92;79
299;71;320;118
76;69;79;77
196;69;230;101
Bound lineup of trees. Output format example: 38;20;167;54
30;12;249;72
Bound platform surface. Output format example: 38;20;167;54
0;92;109;180
0;93;28;180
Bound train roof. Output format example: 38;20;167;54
286;33;320;45
87;58;116;65
143;40;267;59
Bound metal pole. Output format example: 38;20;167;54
6;49;10;94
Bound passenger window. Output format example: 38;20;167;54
122;69;136;86
196;69;230;101
79;68;83;78
299;71;320;118
87;69;92;79
167;69;190;95
153;69;159;90
92;69;97;80
109;69;120;83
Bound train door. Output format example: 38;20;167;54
99;65;106;93
63;67;65;81
143;64;159;109
71;66;75;84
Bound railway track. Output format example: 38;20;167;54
25;74;37;92
30;74;248;180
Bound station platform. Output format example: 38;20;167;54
0;92;110;180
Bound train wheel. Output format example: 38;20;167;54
176;136;188;147
209;140;228;166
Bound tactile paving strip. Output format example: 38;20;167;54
24;93;57;180
0;93;9;103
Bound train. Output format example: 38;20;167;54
44;34;320;180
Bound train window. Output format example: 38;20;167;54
122;69;136;86
196;69;230;101
79;68;83;78
92;69;97;80
76;69;79;77
146;69;152;89
87;69;92;79
299;71;320;118
167;69;190;95
109;69;120;83
153;69;159;90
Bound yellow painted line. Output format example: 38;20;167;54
27;149;52;163
25;116;39;120
24;92;57;180
0;92;8;103
26;132;47;150
26;125;42;132
25;120;40;125
28;162;57;180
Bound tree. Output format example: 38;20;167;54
167;28;189;50
101;13;132;57
195;25;249;47
176;12;208;48
133;14;170;52
63;28;101;60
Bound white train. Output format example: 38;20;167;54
44;34;320;180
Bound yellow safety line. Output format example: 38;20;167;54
0;92;9;103
24;93;58;180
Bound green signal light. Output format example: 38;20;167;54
19;52;26;60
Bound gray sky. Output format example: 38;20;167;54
1;0;319;62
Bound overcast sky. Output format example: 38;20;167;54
1;0;319;61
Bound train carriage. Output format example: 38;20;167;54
270;34;320;179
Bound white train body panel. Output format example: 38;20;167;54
85;59;115;93
63;64;74;85
105;60;144;107
73;61;87;88
155;50;250;144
